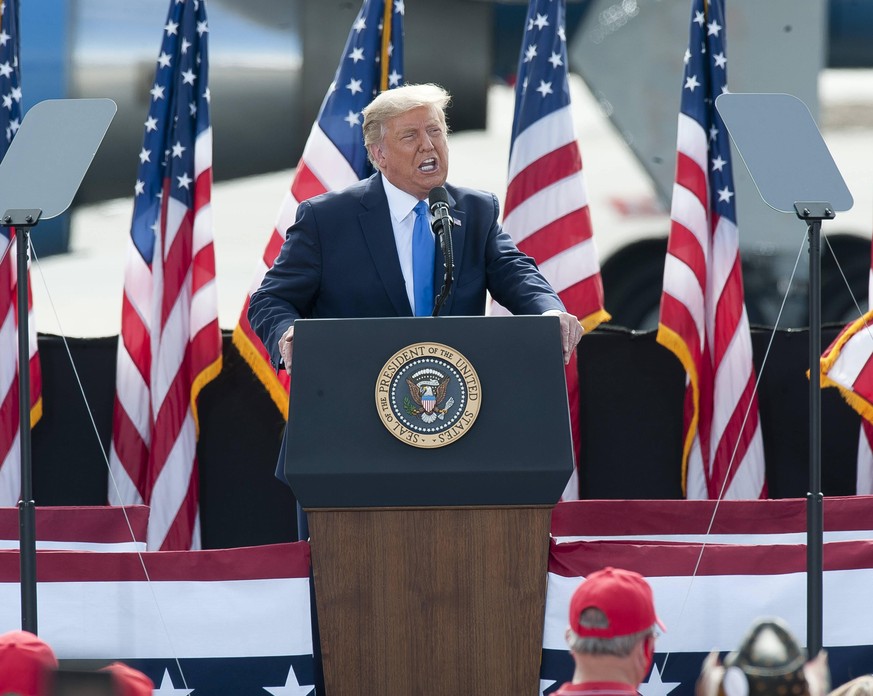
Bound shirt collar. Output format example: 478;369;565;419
381;174;424;222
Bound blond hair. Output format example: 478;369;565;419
362;83;451;164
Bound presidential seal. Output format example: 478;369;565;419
375;342;482;448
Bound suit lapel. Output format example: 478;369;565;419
359;174;413;316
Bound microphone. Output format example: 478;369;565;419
428;186;452;237
428;186;454;317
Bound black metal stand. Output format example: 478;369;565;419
431;221;454;317
3;207;43;634
795;201;834;658
0;97;115;634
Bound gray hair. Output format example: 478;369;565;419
362;83;451;164
567;607;655;657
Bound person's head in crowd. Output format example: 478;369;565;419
561;567;665;689
696;617;830;696
0;629;58;696
99;662;154;696
362;83;451;201
828;675;873;696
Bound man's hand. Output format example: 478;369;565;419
278;325;295;374
549;311;584;365
559;312;584;365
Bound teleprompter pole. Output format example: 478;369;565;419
795;202;833;658
5;208;42;634
0;97;116;634
714;92;852;659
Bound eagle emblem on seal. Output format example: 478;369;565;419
404;368;456;424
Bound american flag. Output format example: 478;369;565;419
820;302;873;493
861;254;873;494
859;371;873;492
856;258;873;492
656;0;766;500
0;506;149;552
232;0;404;416
493;0;609;500
820;230;873;494
0;0;41;506
541;530;873;695
108;0;220;550
0;542;314;693
542;497;873;695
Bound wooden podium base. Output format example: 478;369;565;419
307;506;553;695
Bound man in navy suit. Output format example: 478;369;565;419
249;86;584;693
248;83;584;375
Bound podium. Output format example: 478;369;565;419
286;316;574;695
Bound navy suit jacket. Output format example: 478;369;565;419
248;172;564;370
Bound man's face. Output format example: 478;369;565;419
370;104;449;200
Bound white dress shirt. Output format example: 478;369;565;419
381;175;434;313
380;175;564;322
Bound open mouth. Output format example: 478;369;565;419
418;158;438;173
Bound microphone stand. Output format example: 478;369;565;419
431;217;453;317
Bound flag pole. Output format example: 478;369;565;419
379;0;392;92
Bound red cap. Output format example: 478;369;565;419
0;629;58;696
100;662;155;696
569;567;665;639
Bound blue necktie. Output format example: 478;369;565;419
412;200;434;316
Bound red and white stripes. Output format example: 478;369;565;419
110;126;220;551
503;106;607;321
232;122;359;417
855;259;873;493
496;102;609;501
658;113;766;499
821;296;873;493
